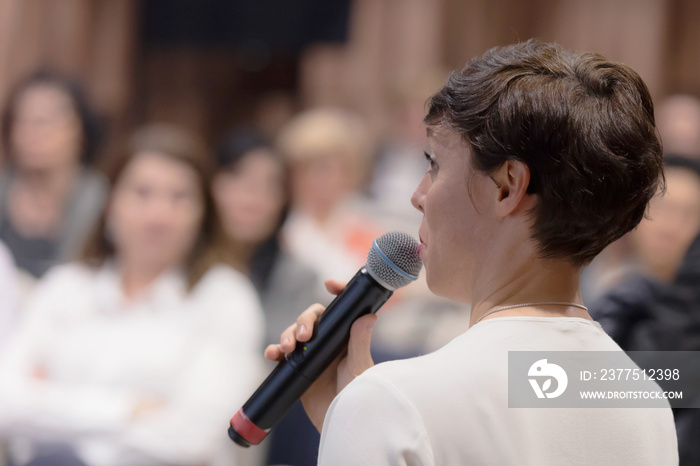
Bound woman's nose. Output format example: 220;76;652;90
411;174;428;213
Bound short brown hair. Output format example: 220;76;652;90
81;123;236;289
425;40;664;266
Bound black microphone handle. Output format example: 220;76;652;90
229;267;393;447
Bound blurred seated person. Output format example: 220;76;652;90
277;107;382;286
0;69;107;282
632;156;700;282
591;156;700;346
212;127;318;347
582;155;700;301
590;230;700;466
0;124;264;466
212;125;322;466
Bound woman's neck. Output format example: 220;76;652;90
469;236;586;327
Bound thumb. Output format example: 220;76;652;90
341;313;377;388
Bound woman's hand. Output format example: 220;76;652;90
263;279;377;432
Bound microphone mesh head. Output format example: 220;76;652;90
366;231;422;290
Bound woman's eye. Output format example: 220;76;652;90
424;152;438;171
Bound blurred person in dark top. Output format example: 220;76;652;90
212;127;321;466
212;127;318;347
591;158;700;466
631;156;700;282
0;124;264;466
0;69;107;281
591;231;700;466
591;156;700;347
582;155;700;301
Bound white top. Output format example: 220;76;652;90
318;317;679;466
0;262;265;466
0;240;19;354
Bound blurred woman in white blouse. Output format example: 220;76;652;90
0;124;265;466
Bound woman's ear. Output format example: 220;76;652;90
491;160;533;216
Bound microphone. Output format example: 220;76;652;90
228;231;423;447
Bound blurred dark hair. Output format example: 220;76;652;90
215;125;271;168
216;126;290;292
82;123;234;289
1;68;104;165
425;39;665;266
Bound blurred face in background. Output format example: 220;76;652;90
107;152;204;272
213;148;286;244
290;152;355;222
10;83;83;171
632;166;700;280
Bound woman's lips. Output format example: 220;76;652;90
418;235;426;254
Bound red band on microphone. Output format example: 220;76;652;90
230;409;268;445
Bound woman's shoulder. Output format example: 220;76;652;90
38;262;100;289
23;262;103;320
191;264;262;314
195;264;257;295
188;264;264;342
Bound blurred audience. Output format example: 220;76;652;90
278;107;381;289
0;124;264;466
212;127;318;347
656;94;700;160
0;70;107;284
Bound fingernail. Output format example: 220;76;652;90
282;336;290;346
297;324;306;337
367;319;377;330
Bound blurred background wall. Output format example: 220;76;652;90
0;0;698;159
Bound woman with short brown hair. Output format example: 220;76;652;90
267;41;678;465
